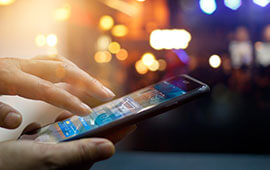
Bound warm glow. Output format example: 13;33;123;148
112;25;128;37
94;51;112;63
46;34;58;47
96;35;111;50
135;60;148;74
101;0;138;16
0;0;15;6
108;42;121;54
150;29;192;50
158;59;167;71
54;3;71;21
136;0;145;2
142;53;156;67
99;15;114;31
116;49;128;61
35;34;46;47
209;55;222;68
148;60;160;71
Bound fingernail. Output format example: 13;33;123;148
80;103;93;114
4;112;22;129
103;87;115;98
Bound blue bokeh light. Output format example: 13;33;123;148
224;0;242;10
253;0;270;7
199;0;217;15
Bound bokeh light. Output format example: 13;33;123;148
135;60;148;75
94;51;112;63
46;34;58;47
209;54;222;68
136;0;146;2
54;3;71;21
35;34;46;47
142;53;156;67
158;59;167;71
108;42;121;54
148;60;160;71
199;0;217;15
99;15;114;31
253;0;270;7
0;0;15;6
224;0;242;10
150;29;192;50
112;25;128;37
96;35;112;50
116;49;128;61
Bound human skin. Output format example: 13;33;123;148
0;56;135;169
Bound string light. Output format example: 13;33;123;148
0;0;15;6
158;59;167;71
116;49;128;61
112;25;128;37
209;54;222;68
99;15;114;31
35;34;46;47
108;42;121;54
94;51;112;63
148;60;160;71
135;60;148;74
142;53;156;67
46;34;58;47
96;35;111;50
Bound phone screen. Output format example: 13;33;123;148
21;76;200;143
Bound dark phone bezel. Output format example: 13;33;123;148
62;74;210;142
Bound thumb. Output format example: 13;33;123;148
46;138;115;169
0;101;22;129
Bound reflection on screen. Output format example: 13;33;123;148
32;80;186;143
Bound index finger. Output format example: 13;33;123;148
20;58;115;101
12;72;92;115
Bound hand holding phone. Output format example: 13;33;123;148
20;74;209;143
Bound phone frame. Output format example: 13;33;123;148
61;74;210;142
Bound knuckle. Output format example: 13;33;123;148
38;82;55;100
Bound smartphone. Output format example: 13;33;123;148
20;74;210;143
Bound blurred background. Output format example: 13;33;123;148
0;0;270;155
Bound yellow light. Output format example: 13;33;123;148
97;35;111;50
108;42;121;54
0;0;15;6
150;29;192;50
136;0;146;2
135;60;148;75
35;34;46;47
94;51;112;63
99;15;114;31
46;34;58;47
148;60;160;71
142;53;156;67
54;3;71;21
116;49;128;61
209;55;222;68
112;25;128;37
158;59;167;71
